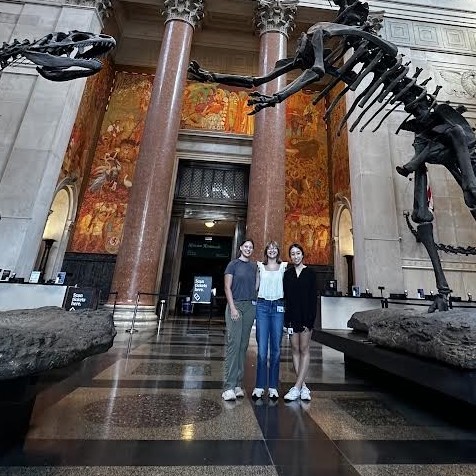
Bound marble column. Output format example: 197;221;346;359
246;0;297;255
109;0;204;327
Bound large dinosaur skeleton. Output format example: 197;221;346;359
0;30;115;81
188;0;476;312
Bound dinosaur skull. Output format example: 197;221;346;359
22;30;115;81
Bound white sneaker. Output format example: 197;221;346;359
268;388;279;399
234;386;245;398
300;385;311;401
222;389;236;401
252;387;264;399
284;386;301;401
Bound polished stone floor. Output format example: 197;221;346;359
1;313;475;475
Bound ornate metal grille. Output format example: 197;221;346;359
175;162;248;203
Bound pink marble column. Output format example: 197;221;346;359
110;1;203;321
246;1;297;255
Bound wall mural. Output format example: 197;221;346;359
328;83;351;201
69;71;153;254
284;91;330;264
68;79;333;264
61;56;114;185
180;82;255;134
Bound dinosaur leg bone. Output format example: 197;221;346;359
417;222;451;312
410;166;450;312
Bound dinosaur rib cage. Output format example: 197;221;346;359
320;34;438;136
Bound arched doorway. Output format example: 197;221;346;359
332;195;354;295
38;182;77;282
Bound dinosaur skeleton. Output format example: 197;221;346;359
0;30;115;81
188;0;476;312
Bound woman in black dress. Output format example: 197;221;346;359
283;243;317;401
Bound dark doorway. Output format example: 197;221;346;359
178;235;233;315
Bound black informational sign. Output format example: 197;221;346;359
64;287;98;311
191;276;212;304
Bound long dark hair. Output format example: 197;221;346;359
263;240;282;265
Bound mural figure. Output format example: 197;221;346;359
70;72;153;254
0;30;115;81
188;0;476;312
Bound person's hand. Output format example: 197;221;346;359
230;307;240;321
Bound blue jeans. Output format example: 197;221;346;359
255;298;284;389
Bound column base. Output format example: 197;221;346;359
104;303;158;329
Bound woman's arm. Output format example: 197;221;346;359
256;266;260;292
224;273;239;320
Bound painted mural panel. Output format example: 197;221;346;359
328;83;351;201
181;81;255;134
61;56;114;185
70;72;153;254
284;91;331;265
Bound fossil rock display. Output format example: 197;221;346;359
348;308;476;369
0;306;116;380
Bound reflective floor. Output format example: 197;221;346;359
1;314;475;475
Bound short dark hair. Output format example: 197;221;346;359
288;243;304;257
240;238;254;248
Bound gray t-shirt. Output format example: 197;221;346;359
224;259;257;301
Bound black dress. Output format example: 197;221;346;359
283;266;317;332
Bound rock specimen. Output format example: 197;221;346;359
349;308;476;369
347;308;425;333
0;306;116;380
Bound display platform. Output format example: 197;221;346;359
0;283;67;311
317;295;476;330
314;329;476;409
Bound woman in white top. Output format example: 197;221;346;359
252;241;287;400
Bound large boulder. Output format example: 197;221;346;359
0;306;116;380
354;308;476;369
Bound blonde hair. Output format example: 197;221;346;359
263;241;282;264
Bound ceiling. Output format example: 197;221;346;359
182;218;236;237
108;0;337;70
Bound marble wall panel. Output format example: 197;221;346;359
0;69;36;177
0;2;100;278
10;3;60;39
0;1;21;42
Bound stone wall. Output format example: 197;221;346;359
0;1;103;279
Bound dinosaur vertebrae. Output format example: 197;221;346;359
0;39;32;70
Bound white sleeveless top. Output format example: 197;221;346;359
257;261;287;300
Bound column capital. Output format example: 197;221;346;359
254;0;298;38
162;0;205;29
64;0;113;20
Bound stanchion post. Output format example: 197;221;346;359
158;299;166;321
126;292;141;334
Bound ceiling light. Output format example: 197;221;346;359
204;220;216;228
